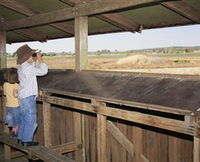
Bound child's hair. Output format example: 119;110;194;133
4;68;19;84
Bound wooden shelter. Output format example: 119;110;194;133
0;0;200;161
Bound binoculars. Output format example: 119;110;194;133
32;52;43;57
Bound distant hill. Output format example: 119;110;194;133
127;46;200;54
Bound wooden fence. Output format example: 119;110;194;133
0;87;200;162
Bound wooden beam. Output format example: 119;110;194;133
15;29;47;42
0;0;39;16
42;88;191;116
107;121;134;157
97;13;140;32
162;1;200;23
5;0;169;31
43;95;197;137
43;102;52;147
0;0;49;41
0;17;7;69
75;16;88;71
97;114;107;162
59;0;82;6
60;0;140;33
194;137;200;162
0;0;73;35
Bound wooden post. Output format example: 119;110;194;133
97;114;107;162
2;95;11;159
194;137;200;162
43;101;52;147
74;111;85;162
0;17;7;69
75;16;88;71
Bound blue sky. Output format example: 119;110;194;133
6;24;200;54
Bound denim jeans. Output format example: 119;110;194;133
4;106;20;127
17;95;37;142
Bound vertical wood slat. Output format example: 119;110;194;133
134;127;143;161
43;102;52;147
75;16;88;71
194;137;200;162
0;17;7;69
97;114;107;162
74;111;85;162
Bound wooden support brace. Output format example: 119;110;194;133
107;121;134;157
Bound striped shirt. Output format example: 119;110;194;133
18;62;48;99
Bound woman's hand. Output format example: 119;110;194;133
36;52;43;63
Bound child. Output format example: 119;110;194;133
16;44;48;147
3;68;20;136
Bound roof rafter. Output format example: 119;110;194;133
14;29;47;43
60;0;140;33
0;0;48;41
5;0;174;31
97;14;140;32
161;1;200;23
0;0;74;35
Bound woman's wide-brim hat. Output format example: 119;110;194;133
16;44;37;64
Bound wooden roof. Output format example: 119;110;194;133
1;0;200;43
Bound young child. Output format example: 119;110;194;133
3;68;20;136
16;44;48;147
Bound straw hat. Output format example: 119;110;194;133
16;44;37;64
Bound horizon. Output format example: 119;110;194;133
6;24;200;54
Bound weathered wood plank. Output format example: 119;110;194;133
0;0;73;35
107;121;134;157
0;17;6;69
5;0;168;31
162;1;200;23
43;102;52;147
97;13;140;32
0;133;75;162
51;142;81;154
43;95;197;137
75;16;88;71
97;114;107;162
133;127;143;161
2;95;11;159
194;137;200;162
74;111;84;162
42;88;192;115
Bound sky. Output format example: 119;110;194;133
6;24;200;54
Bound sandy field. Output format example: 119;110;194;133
7;54;200;75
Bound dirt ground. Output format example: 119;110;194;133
7;54;200;75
